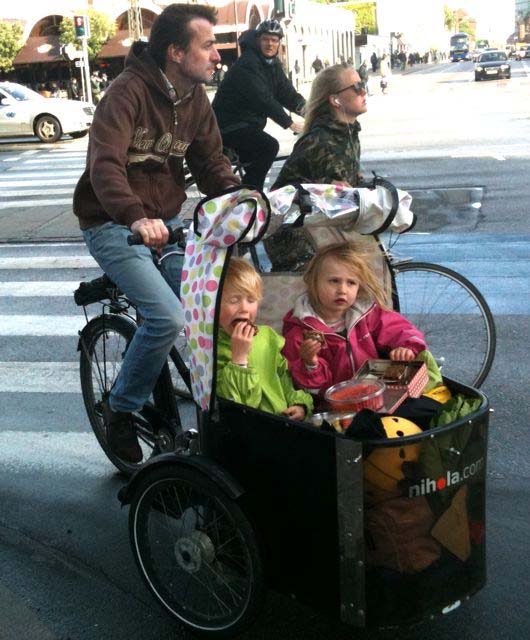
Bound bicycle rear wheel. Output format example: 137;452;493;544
79;314;158;475
393;262;496;387
129;465;265;637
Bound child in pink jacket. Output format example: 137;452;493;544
282;241;427;398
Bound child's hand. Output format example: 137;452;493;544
389;347;415;361
299;338;322;366
230;321;255;365
282;405;306;421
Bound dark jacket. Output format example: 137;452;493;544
272;113;362;189
73;41;238;230
212;30;305;134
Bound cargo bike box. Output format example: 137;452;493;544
120;181;490;637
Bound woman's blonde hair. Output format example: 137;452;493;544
223;258;263;300
303;63;352;133
303;242;390;313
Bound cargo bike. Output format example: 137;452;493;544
113;180;491;637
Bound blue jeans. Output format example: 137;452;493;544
83;218;184;413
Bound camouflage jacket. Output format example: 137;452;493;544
272;115;361;190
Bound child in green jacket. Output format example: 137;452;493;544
216;258;313;420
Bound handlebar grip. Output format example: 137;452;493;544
127;225;187;248
127;232;143;246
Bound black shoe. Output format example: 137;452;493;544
102;402;143;463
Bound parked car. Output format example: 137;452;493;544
0;82;94;143
474;50;511;81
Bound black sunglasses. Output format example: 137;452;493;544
337;81;367;95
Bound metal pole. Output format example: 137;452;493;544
82;36;93;105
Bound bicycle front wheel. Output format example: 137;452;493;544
130;465;265;637
79;314;158;475
393;262;496;387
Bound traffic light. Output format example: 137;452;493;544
74;15;86;39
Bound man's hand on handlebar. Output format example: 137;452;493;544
289;120;304;134
130;218;169;249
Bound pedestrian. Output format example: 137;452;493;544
90;71;102;103
293;59;301;89
212;19;305;190
311;55;324;74
73;3;239;463
272;62;367;190
69;77;80;100
358;60;370;95
379;53;391;94
370;51;378;73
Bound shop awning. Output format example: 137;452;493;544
13;35;62;65
98;29;152;59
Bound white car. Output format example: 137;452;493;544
0;81;94;143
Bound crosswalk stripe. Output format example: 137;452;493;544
0;432;111;476
0;198;72;209
0;315;87;336
0;188;73;197
0;256;97;269
0;282;80;297
0;362;80;393
0;178;77;187
0;170;82;178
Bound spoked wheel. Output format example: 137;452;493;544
79;314;158;475
129;465;265;637
393;262;496;387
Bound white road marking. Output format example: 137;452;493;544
0;281;80;297
0;188;73;197
0;198;72;209
0;256;97;269
0;362;81;393
0;315;87;336
0;170;82;177
0;431;112;476
0;178;77;187
0;242;84;249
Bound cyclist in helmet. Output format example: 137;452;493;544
213;18;305;190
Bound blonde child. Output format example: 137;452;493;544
282;242;431;397
216;258;313;420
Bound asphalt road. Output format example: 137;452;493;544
1;60;529;639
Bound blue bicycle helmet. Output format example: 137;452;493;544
256;19;284;39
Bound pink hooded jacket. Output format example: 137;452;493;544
282;293;426;395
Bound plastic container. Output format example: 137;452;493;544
325;378;386;413
309;411;356;433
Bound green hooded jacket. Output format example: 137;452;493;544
272;114;361;189
216;325;313;417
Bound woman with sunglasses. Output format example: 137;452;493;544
271;63;368;190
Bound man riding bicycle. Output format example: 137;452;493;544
73;3;240;463
212;19;306;190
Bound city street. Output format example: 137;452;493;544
1;59;529;639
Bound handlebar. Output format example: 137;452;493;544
127;225;187;248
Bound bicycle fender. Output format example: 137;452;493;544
76;314;136;352
118;453;245;505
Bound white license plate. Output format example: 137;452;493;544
486;69;497;74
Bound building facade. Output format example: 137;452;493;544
2;1;355;87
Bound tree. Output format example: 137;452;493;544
444;5;455;31
0;21;24;73
59;9;116;61
344;2;377;34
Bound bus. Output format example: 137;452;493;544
450;32;472;62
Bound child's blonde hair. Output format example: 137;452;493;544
223;258;263;300
303;242;389;313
